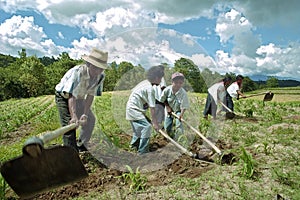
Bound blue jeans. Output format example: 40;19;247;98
226;92;234;111
130;119;152;154
203;94;217;118
164;111;183;140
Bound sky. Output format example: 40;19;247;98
0;0;300;81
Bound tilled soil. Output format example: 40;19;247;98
22;135;231;199
6;134;234;200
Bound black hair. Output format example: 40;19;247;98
236;75;244;80
222;76;232;82
147;65;165;82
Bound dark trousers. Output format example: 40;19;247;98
226;92;234;111
203;94;217;118
55;92;95;150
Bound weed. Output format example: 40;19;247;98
0;175;9;200
272;168;299;189
119;165;147;192
255;141;275;155
239;147;256;179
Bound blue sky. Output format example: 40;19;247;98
0;0;299;81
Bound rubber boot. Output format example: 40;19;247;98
130;135;140;151
138;138;150;154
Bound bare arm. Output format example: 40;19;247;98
150;107;159;131
68;95;78;125
237;90;247;98
79;94;94;124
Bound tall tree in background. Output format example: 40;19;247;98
266;77;279;88
242;76;258;92
201;68;222;89
44;52;79;94
174;58;205;92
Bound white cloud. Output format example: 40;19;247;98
58;32;64;39
255;43;300;78
0;15;47;56
215;9;260;57
1;0;300;80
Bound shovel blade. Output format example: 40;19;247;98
263;92;274;101
0;146;88;199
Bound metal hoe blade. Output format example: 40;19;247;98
263;92;274;101
0;145;88;199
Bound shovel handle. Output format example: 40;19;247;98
171;112;222;155
158;129;194;157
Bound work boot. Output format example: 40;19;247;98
138;138;150;154
129;136;140;151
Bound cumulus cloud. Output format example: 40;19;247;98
0;15;69;57
215;9;261;57
256;43;300;78
1;0;300;80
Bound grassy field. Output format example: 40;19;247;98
0;87;299;199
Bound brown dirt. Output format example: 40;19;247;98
5;134;234;200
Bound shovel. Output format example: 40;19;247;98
0;124;88;199
171;112;222;156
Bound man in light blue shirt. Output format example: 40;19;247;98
159;72;189;140
55;48;107;152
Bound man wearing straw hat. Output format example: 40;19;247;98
55;48;108;152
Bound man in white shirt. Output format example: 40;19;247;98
153;76;166;126
226;75;247;112
126;66;164;154
203;77;232;119
55;48;107;152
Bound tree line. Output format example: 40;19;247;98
0;49;279;101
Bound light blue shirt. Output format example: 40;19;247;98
55;64;104;99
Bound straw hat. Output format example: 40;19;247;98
82;48;108;69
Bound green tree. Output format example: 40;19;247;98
44;52;79;94
266;77;279;88
242;76;258;92
201;68;223;89
174;58;205;92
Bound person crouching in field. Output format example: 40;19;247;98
203;77;232;119
126;66;165;154
159;72;189;140
55;48;107;152
226;75;247;112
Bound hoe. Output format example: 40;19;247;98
0;124;88;199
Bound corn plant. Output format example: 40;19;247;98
239;147;256;179
0;175;9;200
119;165;147;192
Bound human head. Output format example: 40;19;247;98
147;65;165;85
236;75;244;84
223;76;232;86
82;48;108;69
171;72;185;91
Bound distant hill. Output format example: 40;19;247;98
250;75;300;82
255;79;300;87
